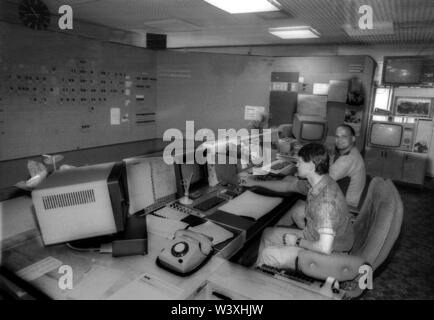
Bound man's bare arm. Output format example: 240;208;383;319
298;229;335;255
240;174;309;194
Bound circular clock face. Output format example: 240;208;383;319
19;0;50;30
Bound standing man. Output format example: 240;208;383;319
240;143;354;269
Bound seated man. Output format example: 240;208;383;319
260;124;365;229
331;124;366;209
240;143;354;269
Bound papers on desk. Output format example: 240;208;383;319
145;214;188;239
189;221;234;245
16;256;63;282
67;265;124;300
107;273;183;300
125;157;177;215
218;190;283;221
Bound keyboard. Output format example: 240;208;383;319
257;265;316;285
152;206;189;221
263;160;295;175
271;161;292;170
194;196;226;212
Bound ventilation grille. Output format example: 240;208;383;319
42;189;96;210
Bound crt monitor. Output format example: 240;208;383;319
31;161;129;246
369;122;403;148
382;56;424;85
292;113;327;144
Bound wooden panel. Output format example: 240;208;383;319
0;22;157;161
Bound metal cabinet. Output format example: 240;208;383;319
365;147;427;187
364;147;384;177
382;150;404;181
402;152;427;186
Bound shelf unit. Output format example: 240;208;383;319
364;85;434;188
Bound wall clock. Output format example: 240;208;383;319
18;0;51;30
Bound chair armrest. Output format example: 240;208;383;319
297;250;365;282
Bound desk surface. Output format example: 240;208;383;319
1;166;338;300
2;232;337;300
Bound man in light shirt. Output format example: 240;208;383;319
330;124;366;209
240;143;354;269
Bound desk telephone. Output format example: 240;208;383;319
156;229;213;276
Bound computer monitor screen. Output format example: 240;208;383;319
292;114;327;143
370;122;403;147
301;123;326;141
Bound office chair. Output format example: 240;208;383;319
295;177;404;298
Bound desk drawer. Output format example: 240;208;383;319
213;226;245;260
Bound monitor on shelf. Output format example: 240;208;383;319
292;113;328;144
31;162;129;246
369;121;415;151
382;56;424;85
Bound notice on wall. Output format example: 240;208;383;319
110;108;121;125
244;105;265;121
313;83;330;96
271;82;288;91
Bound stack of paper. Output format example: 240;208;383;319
107;273;183;300
218;190;283;221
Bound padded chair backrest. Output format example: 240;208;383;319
351;177;403;270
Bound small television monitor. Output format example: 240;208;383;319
382;56;424;85
31;162;129;245
174;152;209;198
292;114;327;144
369;122;403;148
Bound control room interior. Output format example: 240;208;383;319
0;0;434;300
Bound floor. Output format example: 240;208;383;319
234;178;434;300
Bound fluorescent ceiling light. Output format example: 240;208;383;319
203;0;280;14
269;26;320;39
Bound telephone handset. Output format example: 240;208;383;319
156;229;214;276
